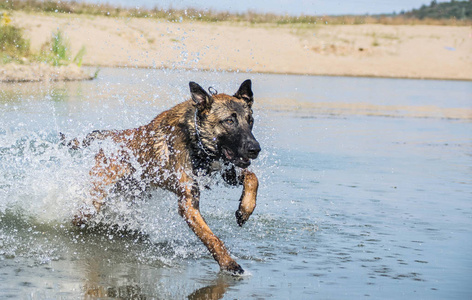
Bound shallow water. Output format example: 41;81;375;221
1;68;471;299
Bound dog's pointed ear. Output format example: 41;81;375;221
189;81;213;110
234;79;254;107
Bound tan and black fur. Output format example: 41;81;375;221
69;80;261;275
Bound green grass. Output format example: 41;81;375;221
50;29;69;65
0;22;30;63
73;45;86;67
93;67;100;79
1;15;87;67
35;29;70;66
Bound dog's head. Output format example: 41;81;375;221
190;80;261;168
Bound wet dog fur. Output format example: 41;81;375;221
69;80;261;275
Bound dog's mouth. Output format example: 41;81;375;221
222;147;251;168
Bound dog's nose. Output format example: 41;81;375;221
246;141;261;159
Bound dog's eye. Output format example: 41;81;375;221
224;118;234;125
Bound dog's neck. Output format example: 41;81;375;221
193;108;213;157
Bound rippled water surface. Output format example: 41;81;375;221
1;68;471;299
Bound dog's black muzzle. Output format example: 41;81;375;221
221;133;261;168
245;139;261;159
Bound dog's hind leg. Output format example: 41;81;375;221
235;170;259;227
73;149;132;226
178;174;244;275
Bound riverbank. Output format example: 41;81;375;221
5;11;472;81
0;63;94;82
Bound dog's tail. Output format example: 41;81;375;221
59;130;112;150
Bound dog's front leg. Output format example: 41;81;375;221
178;177;244;275
235;170;259;227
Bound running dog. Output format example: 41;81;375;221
69;80;261;275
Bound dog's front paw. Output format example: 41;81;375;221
221;261;244;276
235;209;249;227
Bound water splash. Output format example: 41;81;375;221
0;68;287;300
0;130;87;222
0;121;275;269
0;130;209;270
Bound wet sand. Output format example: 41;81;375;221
0;63;94;82
4;11;472;81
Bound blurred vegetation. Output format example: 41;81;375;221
0;0;470;26
0;12;85;65
402;0;472;20
0;0;470;65
0;12;30;63
38;30;71;66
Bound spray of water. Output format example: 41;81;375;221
0;69;278;271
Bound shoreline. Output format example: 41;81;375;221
2;63;471;83
81;63;472;82
2;11;471;82
0;63;95;83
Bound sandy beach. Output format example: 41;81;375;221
5;11;472;81
0;63;94;82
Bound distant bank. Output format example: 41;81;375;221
3;10;472;81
